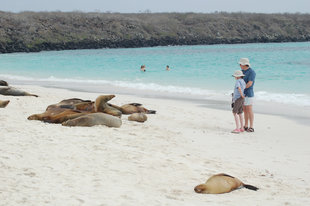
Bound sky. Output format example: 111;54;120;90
0;0;309;13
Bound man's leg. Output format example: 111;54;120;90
248;105;254;129
243;105;249;128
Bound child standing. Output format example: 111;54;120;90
231;70;246;133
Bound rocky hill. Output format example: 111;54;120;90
0;11;309;53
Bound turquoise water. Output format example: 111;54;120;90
1;42;310;106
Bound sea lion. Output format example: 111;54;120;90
128;113;147;123
0;86;38;97
46;98;93;111
0;100;10;108
0;80;8;86
62;113;122;127
95;95;122;117
109;103;156;114
194;173;259;194
28;107;89;123
28;98;96;123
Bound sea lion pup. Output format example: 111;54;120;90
0;80;8;86
0;86;38;97
0;100;10;108
194;173;259;194
128;113;147;123
62;113;122;127
95;95;122;117
109;103;156;114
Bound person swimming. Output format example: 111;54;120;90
140;65;146;72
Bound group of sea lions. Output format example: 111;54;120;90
28;94;156;127
1;80;154;126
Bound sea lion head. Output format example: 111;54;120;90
194;184;209;194
95;95;115;112
96;95;115;103
0;80;9;86
28;114;39;120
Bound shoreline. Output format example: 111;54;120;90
1;84;310;205
6;80;310;126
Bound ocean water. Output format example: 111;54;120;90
0;42;310;107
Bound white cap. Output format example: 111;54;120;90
232;70;245;77
238;58;250;67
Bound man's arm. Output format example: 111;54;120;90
245;70;256;88
246;81;253;88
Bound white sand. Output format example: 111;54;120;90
1;85;310;205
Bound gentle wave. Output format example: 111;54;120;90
1;74;310;107
255;91;310;107
0;74;220;96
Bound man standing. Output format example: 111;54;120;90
239;58;256;132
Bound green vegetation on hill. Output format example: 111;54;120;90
0;11;309;53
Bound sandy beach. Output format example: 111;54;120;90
1;85;310;205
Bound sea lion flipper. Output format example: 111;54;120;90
147;110;156;114
60;105;75;109
129;103;142;106
243;184;259;191
0;100;10;108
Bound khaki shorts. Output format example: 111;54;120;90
244;97;254;106
232;97;244;114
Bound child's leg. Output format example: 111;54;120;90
233;113;240;129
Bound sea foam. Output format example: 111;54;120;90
1;73;309;107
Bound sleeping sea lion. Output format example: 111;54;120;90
0;86;38;97
109;103;156;114
46;98;93;111
28;98;93;123
0;100;10;108
28;107;89;123
128;113;147;123
62;113;122;127
95;95;122;117
194;173;259;194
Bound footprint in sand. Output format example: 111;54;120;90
23;172;36;177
